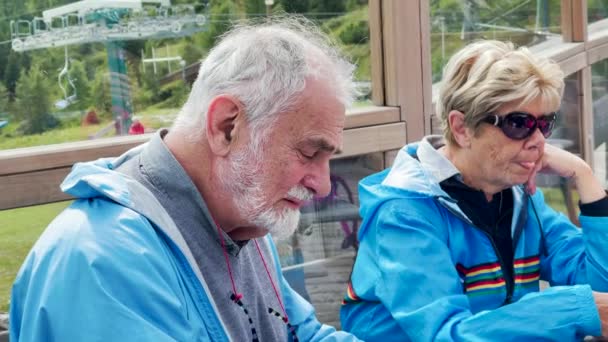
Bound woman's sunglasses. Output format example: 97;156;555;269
480;111;557;140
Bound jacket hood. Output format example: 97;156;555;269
358;138;454;238
61;144;147;207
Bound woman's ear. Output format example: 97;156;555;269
206;95;244;156
447;110;472;148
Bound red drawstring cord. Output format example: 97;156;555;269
254;239;288;321
214;217;242;301
212;216;288;322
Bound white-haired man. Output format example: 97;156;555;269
10;19;361;341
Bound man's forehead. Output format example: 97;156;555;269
303;136;342;154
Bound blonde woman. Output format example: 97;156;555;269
341;40;608;341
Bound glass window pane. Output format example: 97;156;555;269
275;153;383;328
591;59;608;188
589;0;608;25
430;0;562;83
539;73;581;221
1;1;371;151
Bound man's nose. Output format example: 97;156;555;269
302;161;332;198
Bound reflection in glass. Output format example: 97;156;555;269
430;0;562;82
591;59;608;188
276;153;383;328
0;1;371;150
589;0;608;25
539;73;581;222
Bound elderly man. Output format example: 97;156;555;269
341;40;608;341
10;19;361;341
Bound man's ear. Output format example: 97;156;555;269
447;110;472;148
206;95;244;156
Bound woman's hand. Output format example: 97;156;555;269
525;143;606;203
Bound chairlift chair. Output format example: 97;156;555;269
55;46;78;110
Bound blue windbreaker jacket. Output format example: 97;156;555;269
10;144;360;341
341;137;608;341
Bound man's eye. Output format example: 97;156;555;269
301;150;316;160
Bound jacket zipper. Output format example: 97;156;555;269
476;227;513;305
441;202;514;305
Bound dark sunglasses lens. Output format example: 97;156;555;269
537;114;556;138
502;113;535;140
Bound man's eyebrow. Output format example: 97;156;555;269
306;138;342;155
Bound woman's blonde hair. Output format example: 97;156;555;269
436;40;564;145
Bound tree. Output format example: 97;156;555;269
4;52;21;99
0;83;8;115
68;60;91;110
277;0;308;13
339;20;368;45
91;72;112;118
15;64;58;134
198;0;239;48
345;0;366;11
181;41;204;65
0;45;9;84
309;0;345;17
243;0;265;17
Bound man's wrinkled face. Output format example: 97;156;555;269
221;78;345;240
221;140;314;241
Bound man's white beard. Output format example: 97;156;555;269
250;185;313;241
219;143;313;241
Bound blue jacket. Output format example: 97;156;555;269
341;137;608;341
10;144;360;341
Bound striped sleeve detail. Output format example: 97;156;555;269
514;255;540;285
342;281;361;304
457;262;505;296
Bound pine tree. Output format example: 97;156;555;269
15;64;58;134
199;0;239;48
277;0;308;13
309;0;345;17
4;52;21;99
0;83;8;115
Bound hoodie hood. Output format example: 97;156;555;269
357;136;462;238
59;142;200;260
61;144;146;206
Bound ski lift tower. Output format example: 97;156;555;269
10;0;207;135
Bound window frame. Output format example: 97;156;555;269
5;1;608;210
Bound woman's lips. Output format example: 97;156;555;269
518;161;536;170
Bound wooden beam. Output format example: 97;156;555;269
561;0;573;42
0;134;151;176
558;51;588;77
529;38;584;63
580;67;595;166
383;149;400;168
572;0;588;42
561;0;587;43
381;0;427;142
369;0;385;106
344;106;400;129
0;167;72;210
338;122;407;159
0;106;400;176
587;41;608;65
0;122;407;210
419;0;433;136
587;17;608;48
